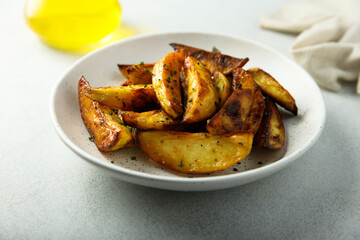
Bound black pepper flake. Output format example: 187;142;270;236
111;161;114;163
131;156;137;160
258;162;263;165
233;168;238;171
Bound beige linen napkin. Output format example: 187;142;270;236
260;0;360;93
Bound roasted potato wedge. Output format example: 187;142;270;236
232;68;257;91
206;73;256;134
118;63;154;85
182;56;220;123
213;70;232;108
138;130;253;173
152;52;186;119
78;76;134;152
248;68;298;115
85;84;160;112
120;110;183;130
254;97;285;149
170;43;249;75
240;88;265;135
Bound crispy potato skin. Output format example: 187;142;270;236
240;88;265;135
248;68;298;115
254;97;285;149
120;110;183;130
152;52;186;119
85;84;160;112
206;72;256;134
170;43;249;75
213;71;232;108
138;131;253;173
232;68;256;91
118;63;154;85
182;56;220;123
78;76;134;152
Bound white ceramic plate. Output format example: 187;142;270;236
50;32;326;191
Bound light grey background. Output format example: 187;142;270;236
1;0;359;239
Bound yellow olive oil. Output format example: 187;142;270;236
24;0;122;50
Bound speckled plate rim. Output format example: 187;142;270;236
50;31;326;191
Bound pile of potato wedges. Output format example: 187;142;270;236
78;43;297;174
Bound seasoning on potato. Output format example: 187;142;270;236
78;43;298;174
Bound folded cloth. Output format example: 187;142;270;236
260;0;360;93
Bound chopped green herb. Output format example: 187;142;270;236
130;127;136;133
237;84;242;89
163;63;166;67
88;136;94;142
177;162;183;167
197;61;200;65
174;70;177;74
192;88;195;91
167;76;171;82
170;86;174;90
113;109;118;115
189;99;193;102
165;117;169;120
139;61;144;65
111;161;114;163
144;85;147;88
216;86;220;91
131;156;136;160
108;111;113;115
119;122;126;126
145;68;150;72
214;101;219;107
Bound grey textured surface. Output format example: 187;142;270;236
1;0;359;239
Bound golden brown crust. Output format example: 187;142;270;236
206;72;257;134
152;52;186;119
118;63;154;85
85;84;160;112
120;110;183;131
254;97;285;149
182;56;220;123
78;76;134;152
137;130;253;173
248;67;298;115
170;43;249;75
